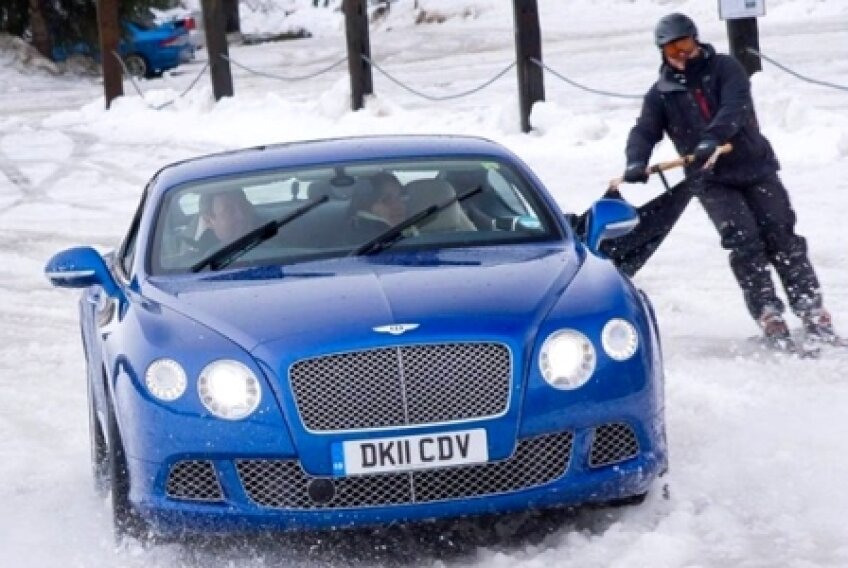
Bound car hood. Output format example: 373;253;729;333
147;245;581;360
147;245;583;473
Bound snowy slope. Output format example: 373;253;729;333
1;0;847;566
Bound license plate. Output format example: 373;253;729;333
332;429;488;476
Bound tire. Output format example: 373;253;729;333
123;54;149;78
106;402;149;541
88;381;109;497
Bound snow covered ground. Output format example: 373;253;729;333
1;0;847;566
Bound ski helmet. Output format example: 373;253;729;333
654;13;698;47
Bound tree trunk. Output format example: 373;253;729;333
28;0;51;58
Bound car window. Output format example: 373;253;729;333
487;168;531;216
149;158;561;275
117;189;148;279
127;14;156;30
120;226;138;277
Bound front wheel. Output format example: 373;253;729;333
123;53;149;78
106;403;149;540
88;381;108;496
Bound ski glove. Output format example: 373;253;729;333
623;162;649;184
692;139;718;167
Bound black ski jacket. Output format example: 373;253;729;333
626;43;780;186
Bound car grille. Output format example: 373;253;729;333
235;432;573;509
165;460;225;501
289;343;511;431
588;423;640;468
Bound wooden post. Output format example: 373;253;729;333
28;0;52;59
200;0;234;100
343;0;373;111
222;0;240;33
512;0;545;133
726;18;762;77
95;0;123;109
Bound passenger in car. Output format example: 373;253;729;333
346;172;409;240
405;179;476;233
442;169;508;230
198;188;262;248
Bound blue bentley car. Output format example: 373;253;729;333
45;135;667;538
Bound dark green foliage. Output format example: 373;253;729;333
0;0;31;37
1;0;176;56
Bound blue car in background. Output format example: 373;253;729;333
52;16;193;78
45;135;668;539
121;17;194;78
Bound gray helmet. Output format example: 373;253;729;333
654;13;698;47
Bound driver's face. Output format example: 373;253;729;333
371;182;406;226
206;193;255;242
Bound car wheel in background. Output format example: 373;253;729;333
123;53;149;78
107;402;149;540
88;381;108;497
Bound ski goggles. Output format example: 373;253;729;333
661;36;698;59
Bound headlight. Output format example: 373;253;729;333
601;318;639;361
145;359;187;401
198;360;261;420
539;330;596;389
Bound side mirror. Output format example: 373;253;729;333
585;198;639;254
44;246;122;299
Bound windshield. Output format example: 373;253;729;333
149;157;560;275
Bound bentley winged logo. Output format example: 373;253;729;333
373;323;420;335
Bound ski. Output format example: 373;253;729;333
741;329;848;359
773;338;821;359
805;331;848;349
748;335;821;359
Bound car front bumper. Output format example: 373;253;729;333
128;416;667;535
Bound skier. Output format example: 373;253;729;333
622;13;838;350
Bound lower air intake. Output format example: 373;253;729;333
165;460;224;501
236;432;573;509
588;423;640;468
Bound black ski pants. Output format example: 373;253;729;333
697;173;821;321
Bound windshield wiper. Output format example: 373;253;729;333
350;186;482;256
191;195;329;272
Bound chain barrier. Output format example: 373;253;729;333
362;54;515;101
110;46;843;113
173;60;212;99
747;47;848;92
221;53;348;81
530;58;642;100
111;50;210;110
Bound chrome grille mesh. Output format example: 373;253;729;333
291;348;406;431
401;344;510;424
412;431;573;502
235;432;572;510
235;460;413;509
165;460;224;501
589;423;640;468
289;343;511;431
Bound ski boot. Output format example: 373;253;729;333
758;308;819;357
758;309;795;352
802;308;847;347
